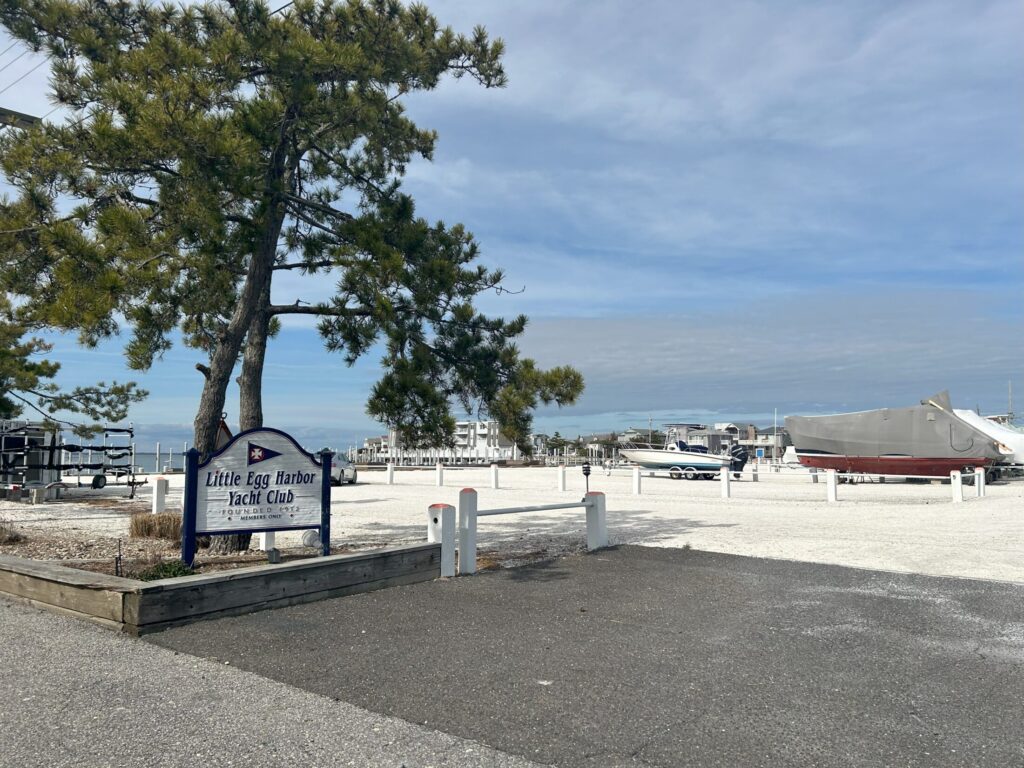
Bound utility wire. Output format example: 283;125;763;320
0;48;28;74
0;41;20;60
0;59;47;98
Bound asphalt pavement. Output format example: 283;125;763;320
146;546;1024;767
0;596;541;768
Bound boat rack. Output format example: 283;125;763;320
0;421;145;499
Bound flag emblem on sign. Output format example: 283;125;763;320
247;443;282;465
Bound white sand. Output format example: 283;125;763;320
3;466;1022;583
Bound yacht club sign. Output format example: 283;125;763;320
182;428;331;566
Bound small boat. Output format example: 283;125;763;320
785;391;1013;478
619;439;747;480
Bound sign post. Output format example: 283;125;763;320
181;428;332;567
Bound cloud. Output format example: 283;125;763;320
521;288;1023;422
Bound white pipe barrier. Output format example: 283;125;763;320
456;488;607;575
720;466;730;498
557;464;566;492
427;503;456;577
632;466;641;496
386;463;395;485
974;467;985;497
458;488;478;575
490;463;499;489
826;469;838;503
151;477;168;514
951;471;963;502
435;462;444;487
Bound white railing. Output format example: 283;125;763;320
560;464;989;504
426;488;608;577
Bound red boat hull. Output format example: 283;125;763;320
797;454;993;477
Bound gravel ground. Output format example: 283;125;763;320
2;466;1022;582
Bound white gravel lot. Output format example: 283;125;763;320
3;465;1022;582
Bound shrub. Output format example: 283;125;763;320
0;516;24;544
129;512;182;541
135;560;194;581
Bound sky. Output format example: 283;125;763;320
1;0;1022;450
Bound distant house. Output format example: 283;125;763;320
355;420;519;464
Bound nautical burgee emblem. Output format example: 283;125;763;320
247;442;282;465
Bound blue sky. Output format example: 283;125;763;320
2;0;1022;450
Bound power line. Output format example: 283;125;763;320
0;41;20;60
0;59;47;98
0;48;28;74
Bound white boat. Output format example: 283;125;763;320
618;441;734;479
953;409;1024;466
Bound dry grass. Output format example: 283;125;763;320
129;512;182;542
0;516;25;544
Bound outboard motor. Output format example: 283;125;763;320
729;444;748;476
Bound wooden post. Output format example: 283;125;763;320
458;488;478;575
557;464;566;492
257;531;275;552
585;492;608;550
490;463;499;489
720;465;731;498
632;465;641;496
951;471;963;503
826;469;838;503
435;462;444;487
751;464;758;483
427;503;455;578
810;467;818;484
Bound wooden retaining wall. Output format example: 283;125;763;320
0;544;440;635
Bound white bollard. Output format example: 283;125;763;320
386;462;395;485
435;462;444;487
151;477;168;514
458;488;478;575
490;463;499;489
752;464;758;483
154;442;160;473
257;531;276;552
974;467;985;498
557;464;566;492
585;491;608;550
632;465;641;496
426;503;455;577
720;466;731;498
951;471;963;502
826;469;838;503
810;467;818;484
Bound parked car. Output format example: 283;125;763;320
330;456;358;485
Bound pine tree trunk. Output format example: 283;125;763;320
208;288;271;554
197;112;295;554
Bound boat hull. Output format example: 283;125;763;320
795;452;993;476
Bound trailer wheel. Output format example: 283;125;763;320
91;474;107;490
669;467;683;480
683;467;698;481
986;469;998;484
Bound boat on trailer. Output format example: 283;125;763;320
619;434;748;480
784;391;1013;479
